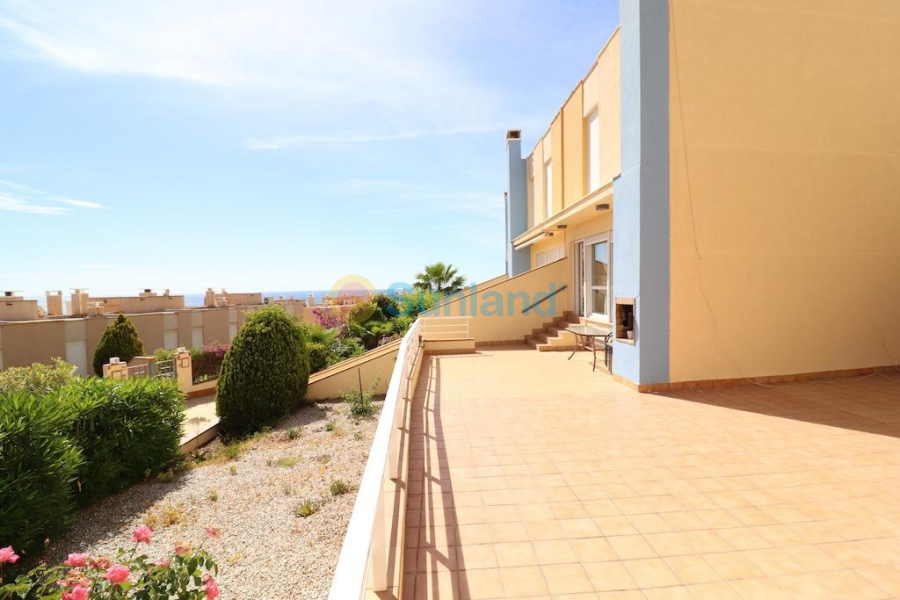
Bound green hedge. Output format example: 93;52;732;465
0;377;184;561
307;341;329;373
64;378;184;504
0;393;82;559
216;306;309;437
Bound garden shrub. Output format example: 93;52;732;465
190;342;229;383
152;347;176;363
0;392;82;559
92;314;145;376
62;377;184;505
307;342;329;374
216;306;309;437
0;359;76;397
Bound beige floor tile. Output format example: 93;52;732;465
569;537;618;563
498;566;549;597
663;554;720;584
459;568;504;600
494;542;539;568
582;561;638;592
622;558;680;588
607;535;657;560
541;563;594;595
532;539;578;565
456;544;498;570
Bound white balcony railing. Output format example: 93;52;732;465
418;315;471;340
328;318;423;599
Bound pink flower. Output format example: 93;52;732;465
205;527;221;539
102;564;130;585
204;574;220;600
155;559;170;568
174;541;192;556
64;553;89;567
63;586;90;600
0;546;20;565
131;525;153;544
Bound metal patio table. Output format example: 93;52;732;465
566;325;613;371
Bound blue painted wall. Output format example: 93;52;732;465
612;0;670;384
506;135;531;277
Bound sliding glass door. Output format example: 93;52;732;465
587;236;610;321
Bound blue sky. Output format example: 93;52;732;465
0;0;618;297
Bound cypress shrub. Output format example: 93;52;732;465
0;392;82;559
93;314;145;376
63;377;184;505
216;306;309;437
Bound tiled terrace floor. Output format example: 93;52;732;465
403;346;900;599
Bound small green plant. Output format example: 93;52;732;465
282;482;293;496
287;427;301;440
296;500;319;518
342;377;379;417
229;464;237;476
276;456;299;468
208;490;219;502
222;441;243;460
156;469;175;483
325;420;336;432
353;431;364;441
330;480;350;496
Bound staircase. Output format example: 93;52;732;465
525;311;581;352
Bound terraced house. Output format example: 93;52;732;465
331;2;900;599
504;0;900;390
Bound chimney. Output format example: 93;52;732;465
506;129;530;277
71;289;89;316
46;290;63;316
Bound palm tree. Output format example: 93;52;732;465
414;262;467;295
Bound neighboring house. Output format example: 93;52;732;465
505;0;900;390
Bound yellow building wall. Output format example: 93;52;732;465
562;84;584;208
523;28;621;233
531;142;544;226
668;0;900;382
592;31;621;185
550;116;564;215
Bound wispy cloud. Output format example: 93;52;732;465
0;179;103;215
0;1;509;149
247;126;500;151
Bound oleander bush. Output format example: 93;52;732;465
93;314;145;377
63;377;184;505
190;343;229;384
0;377;185;560
0;392;82;560
0;359;77;397
216;306;309;437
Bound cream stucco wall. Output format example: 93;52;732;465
427;259;570;344
668;0;900;381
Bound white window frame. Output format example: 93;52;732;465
584;232;611;323
544;160;553;219
586;109;601;193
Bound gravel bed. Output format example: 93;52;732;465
44;399;383;600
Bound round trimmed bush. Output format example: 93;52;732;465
93;314;145;376
0;392;82;559
216;307;310;437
